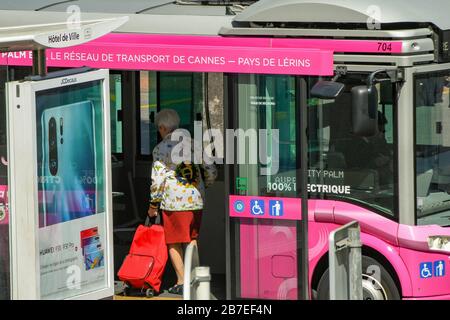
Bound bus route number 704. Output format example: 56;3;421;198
378;42;393;52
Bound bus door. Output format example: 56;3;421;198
227;74;304;300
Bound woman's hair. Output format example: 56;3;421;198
155;109;180;131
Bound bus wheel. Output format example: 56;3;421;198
316;255;400;300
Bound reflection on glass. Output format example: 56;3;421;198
139;72;204;156
160;72;194;132
237;74;297;198
235;74;299;300
308;77;396;216
140;71;157;155
415;71;450;226
110;74;123;154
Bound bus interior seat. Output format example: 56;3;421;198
343;170;379;191
417;169;433;197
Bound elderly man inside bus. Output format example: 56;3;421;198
147;109;217;295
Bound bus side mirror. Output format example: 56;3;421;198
310;81;345;99
351;85;378;136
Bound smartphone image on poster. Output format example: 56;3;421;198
39;101;97;227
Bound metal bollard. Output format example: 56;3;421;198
348;227;363;300
193;266;211;300
183;244;212;300
329;221;363;300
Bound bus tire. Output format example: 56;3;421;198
316;255;401;300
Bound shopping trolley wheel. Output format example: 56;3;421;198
123;285;131;296
145;288;154;298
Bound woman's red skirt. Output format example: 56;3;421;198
161;210;202;244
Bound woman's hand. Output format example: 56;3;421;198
148;207;158;217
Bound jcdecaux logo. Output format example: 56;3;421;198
61;77;77;85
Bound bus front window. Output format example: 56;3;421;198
415;70;450;226
308;76;397;218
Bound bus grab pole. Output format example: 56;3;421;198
298;77;310;300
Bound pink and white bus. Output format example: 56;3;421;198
1;0;450;300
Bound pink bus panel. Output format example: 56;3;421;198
0;185;8;225
240;220;298;300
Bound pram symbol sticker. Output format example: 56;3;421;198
420;262;433;279
250;200;265;216
234;200;245;213
269;200;283;217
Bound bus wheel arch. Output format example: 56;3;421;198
312;246;403;300
361;246;402;298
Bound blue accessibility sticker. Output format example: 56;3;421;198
434;260;446;277
250;199;265;216
269;200;284;217
420;262;433;279
234;200;245;213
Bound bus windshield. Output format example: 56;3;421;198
308;75;397;218
415;70;450;226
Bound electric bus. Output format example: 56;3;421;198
0;0;450;300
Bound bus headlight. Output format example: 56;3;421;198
428;236;450;252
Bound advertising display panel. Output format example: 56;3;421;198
7;69;113;299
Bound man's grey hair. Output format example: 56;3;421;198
155;109;180;131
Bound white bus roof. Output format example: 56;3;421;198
234;0;450;31
0;10;232;36
0;0;239;14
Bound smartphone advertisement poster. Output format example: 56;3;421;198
35;78;108;299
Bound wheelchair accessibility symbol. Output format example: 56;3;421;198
250;200;265;216
420;262;433;279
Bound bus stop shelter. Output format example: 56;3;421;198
0;16;127;300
